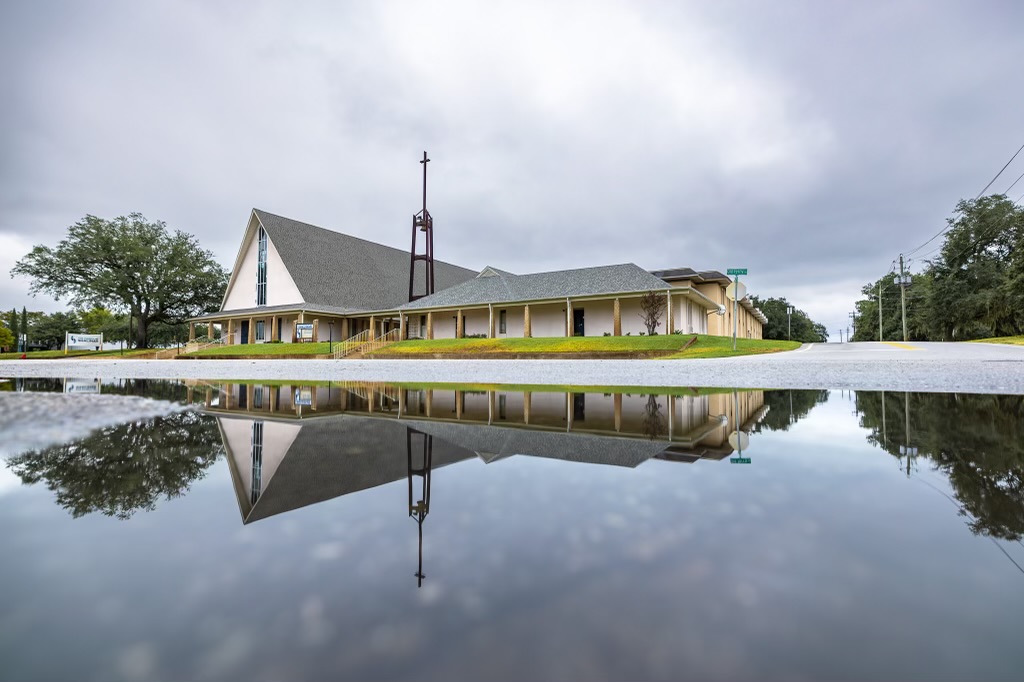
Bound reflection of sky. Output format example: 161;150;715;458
1;391;1022;681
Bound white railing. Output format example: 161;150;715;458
182;335;226;355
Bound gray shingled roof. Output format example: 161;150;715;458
254;209;478;312
400;263;670;310
650;267;731;284
225;414;476;524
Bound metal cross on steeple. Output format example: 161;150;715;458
409;151;435;302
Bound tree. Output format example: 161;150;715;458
638;290;666;335
20;307;27;350
29;311;82;349
747;295;828;343
12;213;228;348
79;306;115;334
8;410;223;519
0;324;13;351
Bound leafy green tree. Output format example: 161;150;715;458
0;323;14;351
7;308;17;344
748;296;828;342
8;410;223;519
852;272;931;341
12;213;228;348
924;196;1023;340
29;311;82;349
78;306;115;334
20;307;27;349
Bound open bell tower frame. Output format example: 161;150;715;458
408;151;435;301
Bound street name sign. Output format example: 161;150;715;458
727;268;747;275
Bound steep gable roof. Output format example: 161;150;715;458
401;262;671;310
253;209;477;311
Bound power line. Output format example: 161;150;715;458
1004;169;1024;196
975;141;1024;200
904;141;1024;258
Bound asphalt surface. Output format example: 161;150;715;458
1;341;1023;394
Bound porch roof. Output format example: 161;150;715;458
398;263;672;311
191;302;364;321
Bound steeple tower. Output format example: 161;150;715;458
408;151;435;301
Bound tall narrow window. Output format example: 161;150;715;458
256;226;268;306
255;320;265;341
251;421;264;505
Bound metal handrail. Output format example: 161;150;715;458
332;328;401;359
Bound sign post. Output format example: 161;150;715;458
726;268;747;351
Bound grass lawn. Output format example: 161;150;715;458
970;335;1024;346
183;342;332;357
0;348;155;360
370;334;799;359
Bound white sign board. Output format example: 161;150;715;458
66;332;103;349
725;281;747;301
64;377;101;394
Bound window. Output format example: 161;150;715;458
255;320;265;341
251;421;264;505
499;310;507;334
256;226;268;306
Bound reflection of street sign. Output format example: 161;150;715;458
728;431;750;451
730;457;751;464
294;387;313;406
727;268;747;275
725;281;747;301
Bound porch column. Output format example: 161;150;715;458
312;319;319;342
456;390;464;419
369;315;377;339
249;317;255;343
488;305;495;338
524;305;531;338
425;389;433;417
246;385;254;412
523;392;531;424
456;310;464;339
614;394;622;432
341;318;349;339
270;316;278;342
488;391;495;425
666;291;673;334
188;322;195;342
205;388;212;407
269;387;277;412
400;313;406;340
565;300;572;337
613;298;621;336
297;311;305;323
227;319;235;345
426;312;434;339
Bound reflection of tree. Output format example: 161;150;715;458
856;392;1024;541
753;389;829;433
8;411;223;519
642;395;666;440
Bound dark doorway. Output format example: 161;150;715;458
573;309;585;336
573;393;585;421
240;320;250;344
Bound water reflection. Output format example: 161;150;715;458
855;391;1024;541
8;411;223;518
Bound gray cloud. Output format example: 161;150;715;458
2;0;1022;339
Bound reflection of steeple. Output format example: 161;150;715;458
407;428;433;587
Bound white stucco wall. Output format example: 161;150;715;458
221;417;301;503
530;303;567;337
223;218;304;311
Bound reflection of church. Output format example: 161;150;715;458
203;383;766;585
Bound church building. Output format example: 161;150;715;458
189;208;765;344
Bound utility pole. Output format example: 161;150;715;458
838;329;843;343
787;305;793;340
878;277;883;342
899;254;909;342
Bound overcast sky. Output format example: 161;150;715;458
2;1;1022;340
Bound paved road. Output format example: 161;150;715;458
1;341;1022;394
